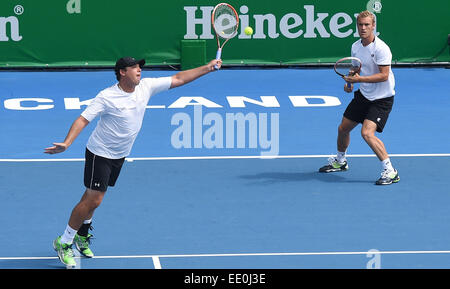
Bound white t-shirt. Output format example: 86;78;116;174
351;36;395;101
81;77;172;159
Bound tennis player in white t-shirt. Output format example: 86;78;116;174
319;10;399;186
45;56;222;267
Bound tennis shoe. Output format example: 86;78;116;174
319;157;348;173
53;236;76;268
74;233;94;258
375;169;400;185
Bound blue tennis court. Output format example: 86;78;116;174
1;67;450;269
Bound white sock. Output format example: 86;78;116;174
382;158;394;172
336;151;346;163
60;224;77;245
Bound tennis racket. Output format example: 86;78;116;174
211;3;239;70
334;57;362;89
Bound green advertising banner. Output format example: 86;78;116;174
0;0;449;68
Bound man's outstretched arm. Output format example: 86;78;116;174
44;115;89;154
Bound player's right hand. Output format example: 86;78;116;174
44;142;68;154
209;59;222;71
344;83;353;93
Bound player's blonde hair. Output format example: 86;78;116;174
357;10;376;24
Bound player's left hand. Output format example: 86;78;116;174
44;142;68;154
343;73;361;83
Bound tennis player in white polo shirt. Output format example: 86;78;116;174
319;10;399;186
45;56;222;267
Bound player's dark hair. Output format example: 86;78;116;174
115;67;126;81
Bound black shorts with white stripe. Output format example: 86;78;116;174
343;89;394;133
83;148;125;192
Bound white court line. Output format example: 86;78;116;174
3;249;450;261
0;153;449;162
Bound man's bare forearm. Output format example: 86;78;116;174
63;116;89;147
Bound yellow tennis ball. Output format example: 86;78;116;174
244;26;253;36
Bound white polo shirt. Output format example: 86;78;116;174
81;77;172;159
351;36;395;101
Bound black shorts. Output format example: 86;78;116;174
343;90;394;133
84;148;125;192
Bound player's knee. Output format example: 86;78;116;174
361;129;373;142
85;189;105;209
338;124;351;135
90;198;103;210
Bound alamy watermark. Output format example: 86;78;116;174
170;105;279;156
366;249;381;269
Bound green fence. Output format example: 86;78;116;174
0;0;449;68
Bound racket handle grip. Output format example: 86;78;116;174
346;82;352;89
214;48;222;70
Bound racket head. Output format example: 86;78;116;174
334;57;362;77
212;3;239;40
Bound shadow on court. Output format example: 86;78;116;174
0;259;61;269
239;171;374;185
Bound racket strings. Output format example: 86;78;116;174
213;5;239;39
335;61;361;76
